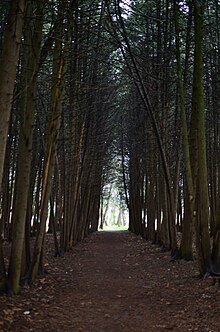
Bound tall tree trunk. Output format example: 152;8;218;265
8;0;45;295
193;0;211;275
211;0;220;273
0;0;26;294
174;0;194;260
29;8;65;283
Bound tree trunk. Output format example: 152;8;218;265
193;0;211;275
29;9;65;283
0;0;26;294
174;0;194;260
8;0;45;295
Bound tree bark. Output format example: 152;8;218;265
29;8;65;282
193;0;211;275
0;0;26;294
174;0;194;260
8;0;45;295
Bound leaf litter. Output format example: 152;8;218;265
0;231;220;331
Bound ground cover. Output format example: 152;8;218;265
0;231;219;331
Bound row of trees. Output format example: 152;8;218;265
0;0;118;295
0;0;219;294
118;0;220;277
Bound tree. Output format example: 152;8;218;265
0;0;27;294
29;0;65;282
174;0;194;260
192;0;211;276
8;0;46;295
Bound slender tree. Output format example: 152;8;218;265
8;0;45;295
0;0;27;293
192;0;211;275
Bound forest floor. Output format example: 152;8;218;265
1;231;220;331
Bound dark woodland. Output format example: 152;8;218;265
0;0;220;330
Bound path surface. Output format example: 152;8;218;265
1;231;220;331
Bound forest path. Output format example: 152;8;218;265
1;231;220;331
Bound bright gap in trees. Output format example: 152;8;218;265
99;183;129;231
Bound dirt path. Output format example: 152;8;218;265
1;231;220;331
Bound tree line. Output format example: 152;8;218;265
0;0;219;295
118;0;220;278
